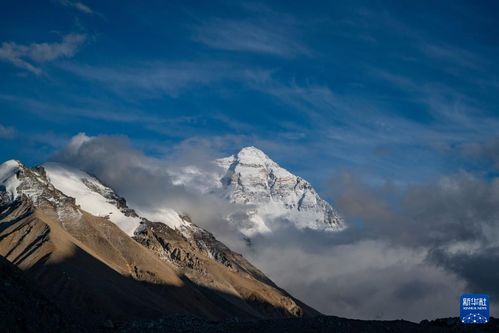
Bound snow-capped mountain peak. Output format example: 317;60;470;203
168;146;345;236
212;147;345;234
235;146;273;164
217;146;282;173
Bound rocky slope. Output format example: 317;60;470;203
0;160;317;329
172;146;345;237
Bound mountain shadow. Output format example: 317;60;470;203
4;253;498;333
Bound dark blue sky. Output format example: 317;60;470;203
2;0;499;191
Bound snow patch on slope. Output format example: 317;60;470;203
136;206;192;231
43;162;142;236
43;162;194;235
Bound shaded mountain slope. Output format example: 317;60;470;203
0;255;79;332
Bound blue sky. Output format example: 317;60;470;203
2;0;499;192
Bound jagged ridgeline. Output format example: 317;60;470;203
172;146;345;236
0;160;318;329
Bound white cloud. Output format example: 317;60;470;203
0;43;42;74
0;94;165;124
192;18;310;57
0;124;16;139
419;43;484;70
58;0;93;14
0;33;86;74
60;62;298;99
191;3;310;58
61;61;235;97
248;238;466;321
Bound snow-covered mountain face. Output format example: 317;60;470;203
42;162;143;236
0;160;83;222
42;162;199;237
174;146;345;236
0;160;198;237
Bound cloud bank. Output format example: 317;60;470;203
51;133;499;321
247;171;499;320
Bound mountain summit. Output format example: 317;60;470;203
208;146;345;236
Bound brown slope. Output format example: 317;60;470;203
0;198;233;327
134;221;319;319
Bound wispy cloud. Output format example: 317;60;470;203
57;0;93;14
58;57;474;180
0;94;164;124
342;6;488;73
191;3;310;58
239;68;499;184
368;66;499;135
0;124;16;139
61;61;236;97
0;33;86;74
419;43;485;70
192;18;310;57
458;136;499;170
